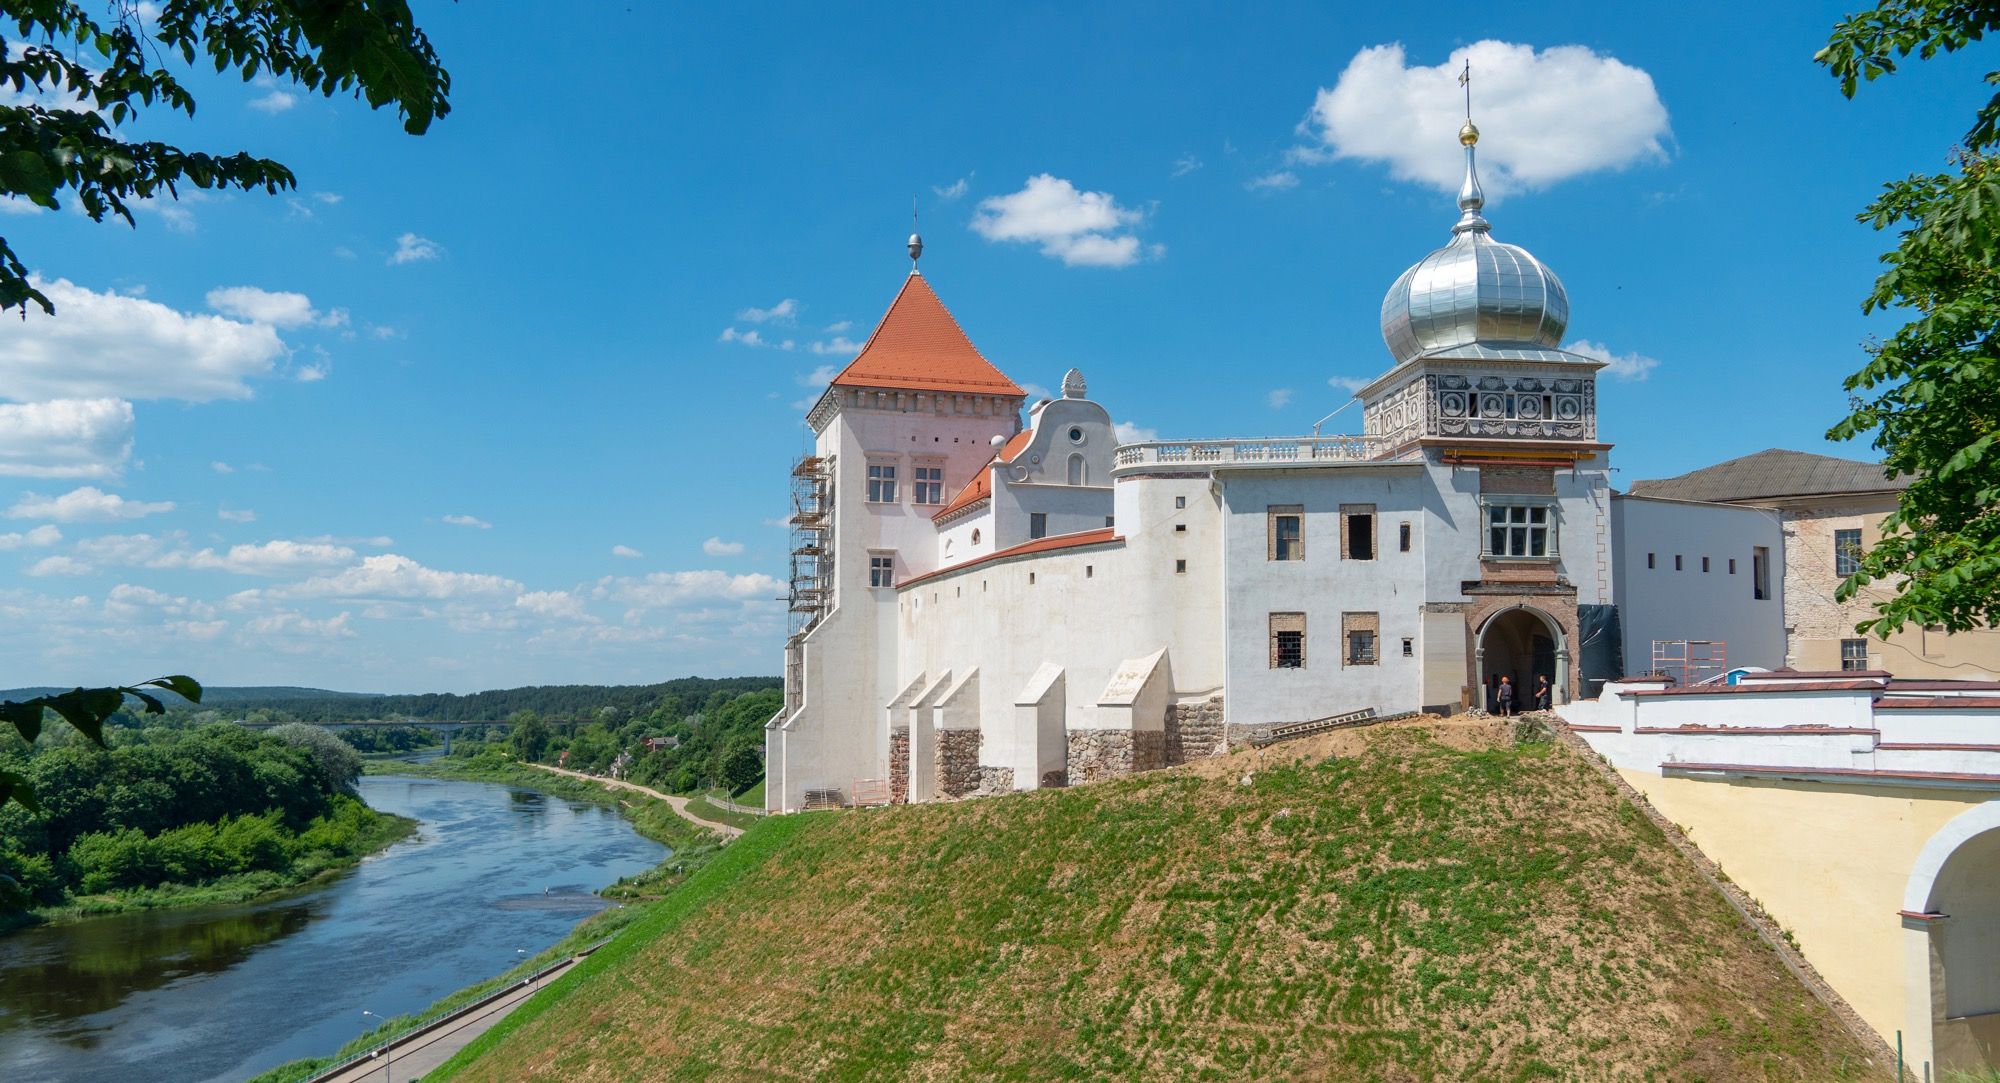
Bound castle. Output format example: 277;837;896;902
768;116;1622;810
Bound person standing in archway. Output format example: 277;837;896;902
1496;675;1515;717
1535;674;1551;712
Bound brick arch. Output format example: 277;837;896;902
1469;597;1578;706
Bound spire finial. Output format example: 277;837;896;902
907;196;923;273
1452;58;1489;236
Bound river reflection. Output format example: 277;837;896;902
0;772;667;1083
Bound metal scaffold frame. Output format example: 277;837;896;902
1651;639;1727;687
784;455;832;714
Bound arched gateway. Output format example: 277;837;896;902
1475;605;1566;712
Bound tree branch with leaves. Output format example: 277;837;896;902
1;676;202;811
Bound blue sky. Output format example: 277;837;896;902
0;2;1983;692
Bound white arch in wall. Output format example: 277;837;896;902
1904;801;2000;913
1473;604;1569;707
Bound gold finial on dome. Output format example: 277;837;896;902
1459;121;1479;146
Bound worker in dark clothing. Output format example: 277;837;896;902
1535;674;1552;712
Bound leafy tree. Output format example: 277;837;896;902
267;723;361;793
1818;2;2000;634
0;1;452;314
718;739;763;795
0;677;201;811
507;711;550;763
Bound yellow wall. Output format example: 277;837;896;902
1617;768;1989;1047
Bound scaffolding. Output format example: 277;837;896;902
785;455;832;714
1651;639;1727;688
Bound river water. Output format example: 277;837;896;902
0;772;668;1082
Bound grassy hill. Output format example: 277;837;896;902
437;720;1884;1081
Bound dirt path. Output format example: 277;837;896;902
527;763;744;839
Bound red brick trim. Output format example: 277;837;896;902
1875;697;2000;710
1634;726;1878;736
896;528;1121;590
1878;742;2000;752
1561;723;1622;733
1662;761;2000;786
1624;680;1884;697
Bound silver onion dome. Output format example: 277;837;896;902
1380;121;1569;364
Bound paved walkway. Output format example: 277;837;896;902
527;763;745;839
313;957;580;1083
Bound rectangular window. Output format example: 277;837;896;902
1834;528;1863;576
1270;612;1305;669
1174;524;1187;533
866;462;897;503
1341;612;1380;666
912;465;944;505
1105;516;1115;528
868;555;894;588
1483;499;1555;558
1174;496;1186;509
1752;546;1771;600
1674;555;1683;571
1269;505;1303;561
1398;522;1411;552
1840;638;1870;671
1342;504;1376;560
1728;558;1736;574
1030;512;1047;540
1401;637;1414;658
1175;559;1187;574
1701;556;1710;573
1647;552;1655;569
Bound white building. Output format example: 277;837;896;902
768;118;1627;811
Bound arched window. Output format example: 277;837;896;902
1067;453;1086;486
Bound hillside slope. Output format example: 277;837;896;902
440;720;1884;1081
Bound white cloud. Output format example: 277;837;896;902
934;177;970;200
28;555;91;576
824;320;852;334
737;299;797;324
218;508;256;523
971;175;1158;268
0;279;286;402
246;610;355;639
516;590;593;622
1268;388;1294;408
1171;155;1202;177
1301;41;1670;197
809;336;861;356
248;90;296;114
296;362;329;382
798;364;840;388
1246;170;1300;191
0;399;135;478
611;544;643;559
594;570;781;610
389;233;444;265
442;514;491;529
1113;421;1158;444
702;537;745;556
0;524;60;549
211;461;235;474
1563;339;1660;381
8;486;173;522
719;327;794;350
62;535;356;577
1328;375;1372;394
204;285;347;330
275;554;522;601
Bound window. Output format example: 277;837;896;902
1840;638;1870;671
1068;426;1085;444
1105;516;1115;528
866;462;897;503
1399;522;1411;552
1342;504;1376;560
1270;505;1303;561
1752;546;1771;600
1834;528;1863;576
1175;559;1187;574
1647;552;1655;570
1342;612;1380;666
1270;612;1305;669
1728;558;1736;574
1701;557;1710;573
1483;498;1555;558
913;465;943;505
1067;454;1086;486
1085;565;1093;578
1401;637;1414;658
1175;496;1187;510
1030;513;1048;540
868;555;894;588
1174;524;1187;533
1674;555;1683;571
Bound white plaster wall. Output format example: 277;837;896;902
990;395;1118;548
1220;464;1429;725
1613;495;1786;671
1415;452;1615;608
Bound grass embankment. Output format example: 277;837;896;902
434;720;1885;1082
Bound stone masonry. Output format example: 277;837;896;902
1066;729;1133;784
936;729;982;798
1165;696;1226;765
974;765;1015;796
889;726;909;805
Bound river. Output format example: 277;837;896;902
0;772;669;1083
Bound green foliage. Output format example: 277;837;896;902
0;676;202;813
508;711;551;763
267;723;362;793
1818;3;2000;634
629;687;779;795
0;1;450;313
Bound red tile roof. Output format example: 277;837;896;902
897;528;1120;589
829;273;1024;396
1624;679;1886;697
932;430;1033;522
1875;697;2000;710
1736;668;1892;680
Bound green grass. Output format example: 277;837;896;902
686;795;762;833
736;777;766;807
435;726;1885;1082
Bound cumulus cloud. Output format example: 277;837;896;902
274;554;523;601
594;570;781;610
719;327;794;350
0;524;60;549
1300;40;1671;196
737;299;797;324
0;279;286;402
248;90;296;114
211;461;235;474
808;337;861;356
611;544;643;559
702;537;745;556
205;286;347;331
1246;170;1300;192
1268;388;1294;408
29;555;92;576
1113;421;1158;444
516;590;593;622
1564;339;1660;381
218;508;256;523
971;175;1158;268
246;610;355;639
0;399;135;478
63;535;357;576
1328;375;1372;394
8;486;173;522
442;514;491;529
389;233;443;264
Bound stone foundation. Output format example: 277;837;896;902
1165;696;1226;764
1066;729;1132;784
974;765;1015;796
936;729;982;798
1040;769;1068;788
889;727;909;805
1133;730;1166;773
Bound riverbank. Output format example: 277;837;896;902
5;801;417;933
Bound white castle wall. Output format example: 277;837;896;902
1612;495;1787;671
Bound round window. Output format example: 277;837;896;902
1068;426;1085;444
